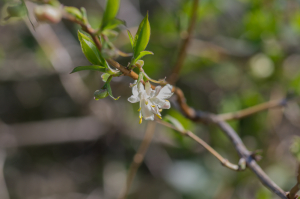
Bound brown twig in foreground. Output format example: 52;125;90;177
119;122;156;199
168;0;199;85
156;120;245;171
287;164;300;199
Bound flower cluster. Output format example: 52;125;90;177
128;81;173;123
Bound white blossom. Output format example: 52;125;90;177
128;81;173;123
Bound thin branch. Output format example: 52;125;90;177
215;119;288;199
218;99;288;121
168;0;199;85
156;120;245;171
218;97;300;121
119;122;156;199
287;164;300;199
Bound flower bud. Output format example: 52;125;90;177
135;60;144;68
34;5;62;24
94;89;108;100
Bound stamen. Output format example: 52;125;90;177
151;105;155;107
145;100;148;105
139;117;142;124
159;109;162;112
137;107;141;111
156;114;162;119
165;100;169;103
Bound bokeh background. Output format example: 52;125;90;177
0;0;300;198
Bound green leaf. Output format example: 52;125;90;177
94;89;109;100
70;65;106;73
102;18;125;31
165;115;185;132
78;31;102;65
133;50;153;63
106;82;120;100
101;0;120;29
133;13;151;58
64;6;82;20
127;30;134;48
101;73;111;82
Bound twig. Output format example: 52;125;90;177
215;119;288;199
218;99;288;121
168;0;199;85
119;122;156;199
287;164;300;199
156;120;245;171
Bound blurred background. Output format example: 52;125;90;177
0;0;300;198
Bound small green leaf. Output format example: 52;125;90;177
94;89;109;100
133;13;151;58
106;82;120;100
64;6;82;20
101;0;120;29
78;31;102;65
102;29;119;37
133;51;153;63
102;18;125;31
127;30;134;48
70;65;106;73
165;115;185;132
101;73;111;82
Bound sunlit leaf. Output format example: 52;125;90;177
70;65;106;73
133;50;153;63
101;0;120;29
78;31;102;65
102;18;125;31
133;13;151;58
127;30;134;48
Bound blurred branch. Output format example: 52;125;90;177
0;149;9;199
218;98;288;121
24;2;90;104
287;164;300;199
156;120;245;171
119;122;156;199
218;96;300;121
215;119;288;199
168;0;199;85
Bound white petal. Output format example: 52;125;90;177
141;99;154;120
150;90;156;98
137;82;145;93
154;86;162;97
151;97;171;109
156;84;173;100
128;95;140;103
151;105;161;115
145;82;151;96
132;84;138;96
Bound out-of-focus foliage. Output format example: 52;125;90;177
0;0;299;199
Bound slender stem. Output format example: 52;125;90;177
218;99;287;121
218;97;300;121
287;164;300;199
156;120;244;171
168;0;199;85
215;119;288;199
119;122;156;199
